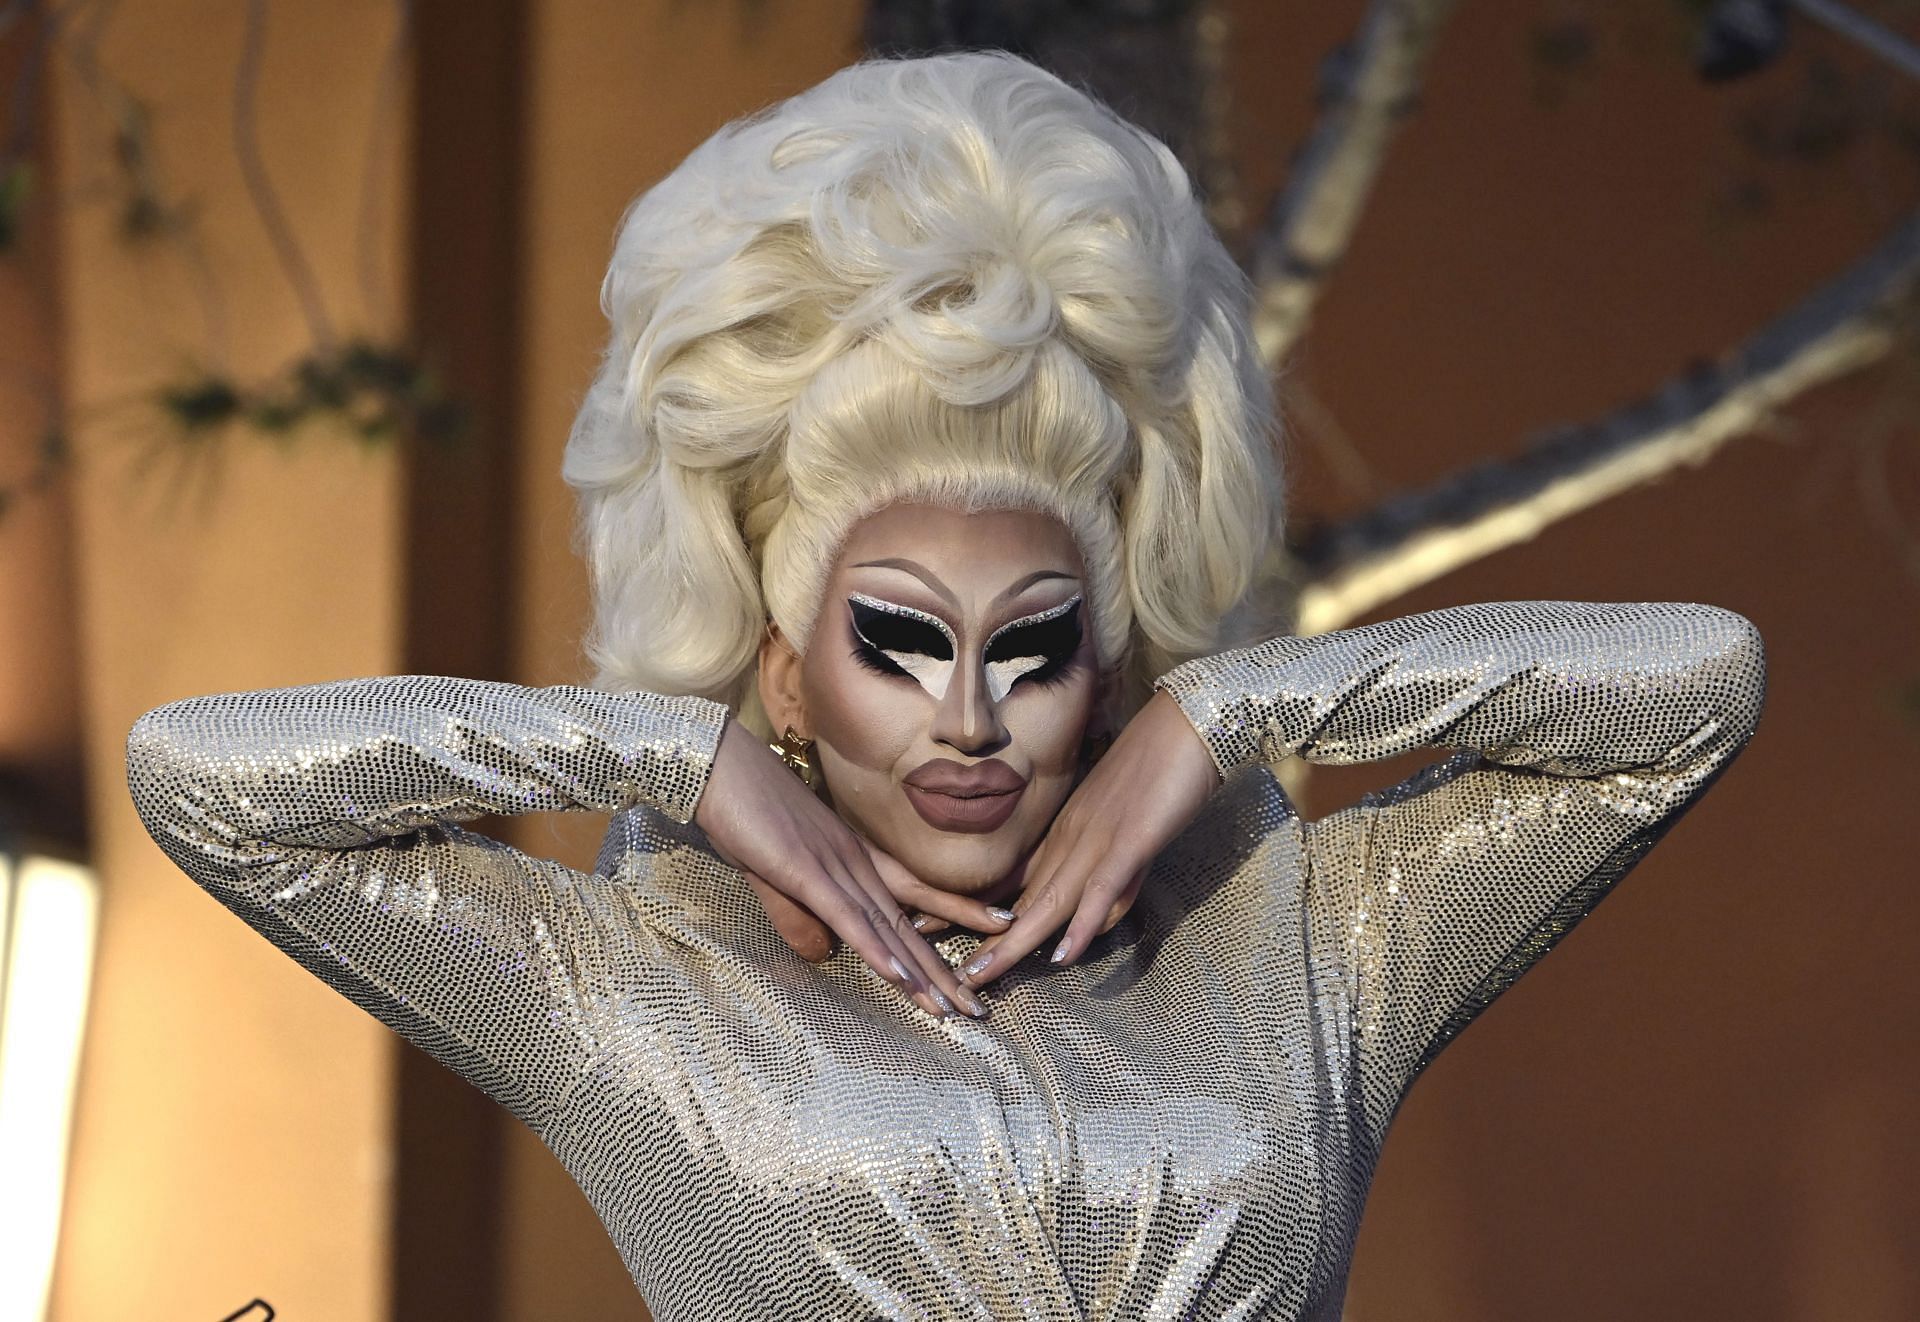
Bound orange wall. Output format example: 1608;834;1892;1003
49;2;409;1317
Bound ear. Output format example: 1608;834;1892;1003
758;621;811;740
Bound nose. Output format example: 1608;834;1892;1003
928;653;1010;756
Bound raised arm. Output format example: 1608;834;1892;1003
1153;600;1767;1154
125;676;728;1132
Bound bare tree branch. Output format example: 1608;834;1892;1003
1250;0;1460;373
1290;208;1920;636
1789;0;1920;82
353;0;411;337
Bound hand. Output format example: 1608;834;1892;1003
746;858;1018;956
954;689;1221;989
693;717;996;1018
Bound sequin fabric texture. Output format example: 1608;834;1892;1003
126;600;1767;1321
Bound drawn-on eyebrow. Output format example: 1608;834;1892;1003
851;558;1080;610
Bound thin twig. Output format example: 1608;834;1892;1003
1191;0;1246;239
3;0;61;166
1851;373;1920;588
57;0;232;365
1282;378;1379;501
233;0;335;350
354;0;411;336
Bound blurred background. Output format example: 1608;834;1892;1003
1;1;1916;1319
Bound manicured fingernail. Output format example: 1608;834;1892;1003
956;987;988;1017
910;914;933;931
888;956;916;987
961;952;992;979
1050;938;1072;964
928;988;953;1014
987;907;1017;924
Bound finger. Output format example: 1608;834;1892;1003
974;865;1029;914
908;926;987;1018
744;871;833;962
846;841;990;1019
1051;863;1142;967
870;845;1016;935
958;863;1084;989
961;813;1094;978
1004;833;1065;918
1099;865;1147;934
832;838;971;1018
968;854;1143;983
797;850;935;1008
699;729;937;1012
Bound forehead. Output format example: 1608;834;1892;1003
831;504;1084;585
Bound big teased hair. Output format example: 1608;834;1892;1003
564;51;1285;738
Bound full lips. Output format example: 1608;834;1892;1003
902;782;1025;833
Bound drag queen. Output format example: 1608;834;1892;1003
127;53;1767;1320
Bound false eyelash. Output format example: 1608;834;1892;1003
1012;650;1081;691
850;643;912;679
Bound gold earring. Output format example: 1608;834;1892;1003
770;726;820;790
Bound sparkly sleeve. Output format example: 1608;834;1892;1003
125;676;730;1131
1154;601;1767;1151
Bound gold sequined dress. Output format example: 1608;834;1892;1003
125;600;1767;1321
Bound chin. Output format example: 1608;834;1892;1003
893;835;1022;896
886;789;1073;897
877;811;1053;897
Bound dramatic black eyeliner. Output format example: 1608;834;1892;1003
988;600;1084;691
846;596;945;682
848;597;953;656
843;593;1084;691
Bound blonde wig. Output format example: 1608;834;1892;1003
564;51;1285;738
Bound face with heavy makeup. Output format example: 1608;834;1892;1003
759;504;1111;897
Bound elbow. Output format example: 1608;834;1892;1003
125;699;271;889
1644;606;1768;776
125;699;230;860
1712;608;1768;738
1686;607;1769;763
125;703;187;843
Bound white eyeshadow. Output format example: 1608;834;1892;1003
846;591;1084;705
983;594;1084;701
847;593;958;701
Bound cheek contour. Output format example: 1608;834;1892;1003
797;636;1101;890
